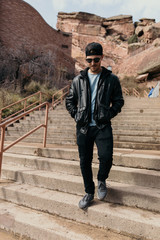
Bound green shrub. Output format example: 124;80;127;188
0;80;65;120
0;89;23;118
0;82;58;119
24;80;56;99
128;34;138;44
24;81;41;94
0;89;22;108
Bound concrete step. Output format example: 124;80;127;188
5;145;160;170
18;116;160;125
5;134;160;146
7;123;160;132
0;183;159;240
114;135;160;143
120;110;160;114
6;128;160;138
115;117;160;122
12;121;160;130
123;96;160;103
42;111;160;118
5;136;76;145
31;111;160;121
113;124;160;130
6;124;160;138
5;129;160;143
5;135;160;150
0;200;99;240
3;152;160;189
2;163;160;212
26;112;160;119
114;141;160;150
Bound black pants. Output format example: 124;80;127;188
77;125;113;195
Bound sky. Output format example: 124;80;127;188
23;0;160;29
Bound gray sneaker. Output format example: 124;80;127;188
97;181;107;200
79;193;94;209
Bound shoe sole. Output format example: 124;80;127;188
79;199;94;209
97;193;107;201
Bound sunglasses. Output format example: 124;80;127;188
86;57;101;63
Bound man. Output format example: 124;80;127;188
66;42;124;209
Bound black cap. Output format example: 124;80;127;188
85;42;103;56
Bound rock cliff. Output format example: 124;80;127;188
57;12;160;82
0;0;75;92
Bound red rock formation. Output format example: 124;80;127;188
136;20;160;43
102;15;135;40
57;11;160;82
57;12;135;73
0;0;75;91
115;44;160;78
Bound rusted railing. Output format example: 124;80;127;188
0;83;71;178
52;84;70;109
0;102;49;178
0;91;50;124
143;90;148;98
122;87;149;98
133;88;140;97
122;87;130;96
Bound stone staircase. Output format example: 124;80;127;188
0;96;160;240
5;96;160;150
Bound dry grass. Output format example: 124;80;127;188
0;81;58;119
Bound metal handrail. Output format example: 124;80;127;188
133;88;140;97
122;87;130;96
144;90;148;98
52;84;70;108
0;83;71;178
0;91;51;124
0;102;49;178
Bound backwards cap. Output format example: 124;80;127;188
85;42;103;56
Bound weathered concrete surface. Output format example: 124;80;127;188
1;162;160;212
0;184;159;240
0;229;21;240
0;200;141;240
1;97;160;240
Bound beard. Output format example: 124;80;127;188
90;65;101;73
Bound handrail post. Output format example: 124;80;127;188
52;96;54;109
0;126;5;178
24;99;26;113
39;92;42;111
43;103;49;147
24;99;27;120
0;110;2;124
61;93;63;104
61;89;64;104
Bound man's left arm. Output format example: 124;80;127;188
109;76;124;119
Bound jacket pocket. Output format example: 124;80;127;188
74;107;87;126
97;104;111;124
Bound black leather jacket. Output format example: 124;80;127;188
66;66;124;134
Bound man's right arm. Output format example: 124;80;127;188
65;79;78;118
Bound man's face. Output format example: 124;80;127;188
86;55;103;74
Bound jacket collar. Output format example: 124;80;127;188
80;66;111;79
